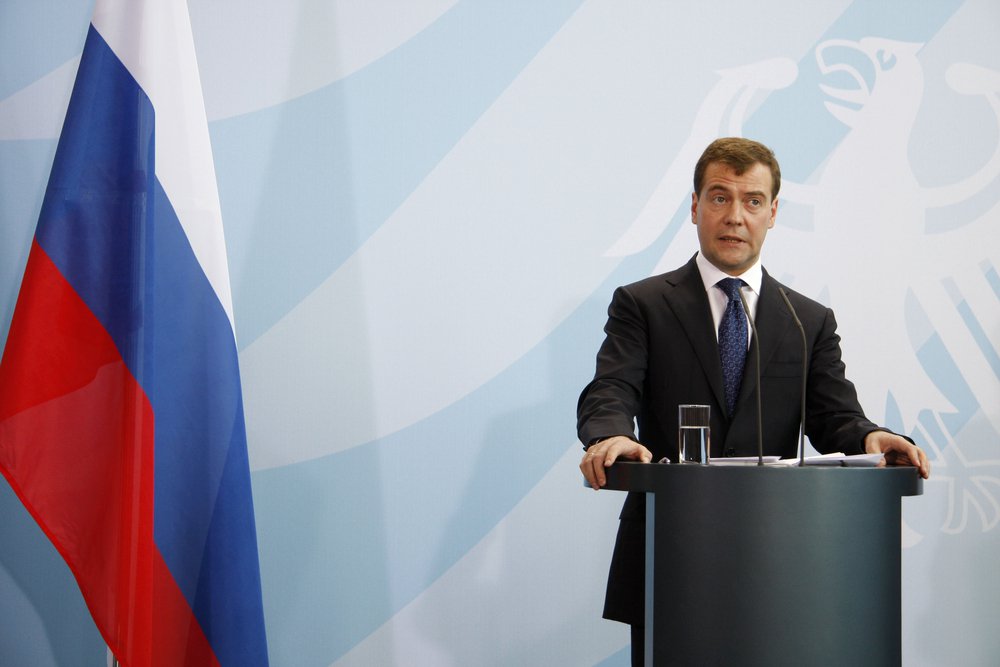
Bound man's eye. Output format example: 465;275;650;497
748;198;762;208
712;195;726;204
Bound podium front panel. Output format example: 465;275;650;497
603;463;922;666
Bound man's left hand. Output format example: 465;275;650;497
865;431;930;479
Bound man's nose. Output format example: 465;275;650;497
725;201;745;224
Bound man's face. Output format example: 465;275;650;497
691;161;778;276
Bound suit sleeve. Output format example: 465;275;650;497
576;286;648;448
802;306;881;455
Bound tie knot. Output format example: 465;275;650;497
717;277;745;301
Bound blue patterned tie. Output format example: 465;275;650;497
717;278;748;416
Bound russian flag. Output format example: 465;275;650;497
0;1;269;665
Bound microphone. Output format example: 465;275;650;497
737;287;763;466
778;288;808;467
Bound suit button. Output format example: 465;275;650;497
725;448;736;457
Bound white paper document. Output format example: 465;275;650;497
773;453;885;467
707;456;782;465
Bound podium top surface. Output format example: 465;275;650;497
601;461;923;498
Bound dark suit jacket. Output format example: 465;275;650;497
577;255;880;625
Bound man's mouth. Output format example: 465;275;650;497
719;236;744;244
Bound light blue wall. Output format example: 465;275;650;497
1;1;998;665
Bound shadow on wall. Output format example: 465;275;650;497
0;481;106;665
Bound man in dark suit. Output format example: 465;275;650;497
576;137;930;665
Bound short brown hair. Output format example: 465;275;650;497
693;137;781;199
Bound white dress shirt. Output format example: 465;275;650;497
695;252;762;348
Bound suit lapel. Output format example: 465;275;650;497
661;257;728;414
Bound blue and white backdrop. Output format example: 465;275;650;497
2;1;998;665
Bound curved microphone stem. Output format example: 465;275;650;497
737;288;763;466
778;288;808;467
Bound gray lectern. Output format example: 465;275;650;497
602;463;922;666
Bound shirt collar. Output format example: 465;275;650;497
695;252;763;295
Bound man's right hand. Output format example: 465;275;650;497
579;435;653;490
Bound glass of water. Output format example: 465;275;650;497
678;404;710;464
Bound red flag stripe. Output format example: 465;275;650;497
0;241;218;666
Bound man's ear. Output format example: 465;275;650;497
691;192;699;224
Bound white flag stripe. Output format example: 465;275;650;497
91;0;236;333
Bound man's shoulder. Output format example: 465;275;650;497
619;257;698;296
763;273;832;318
